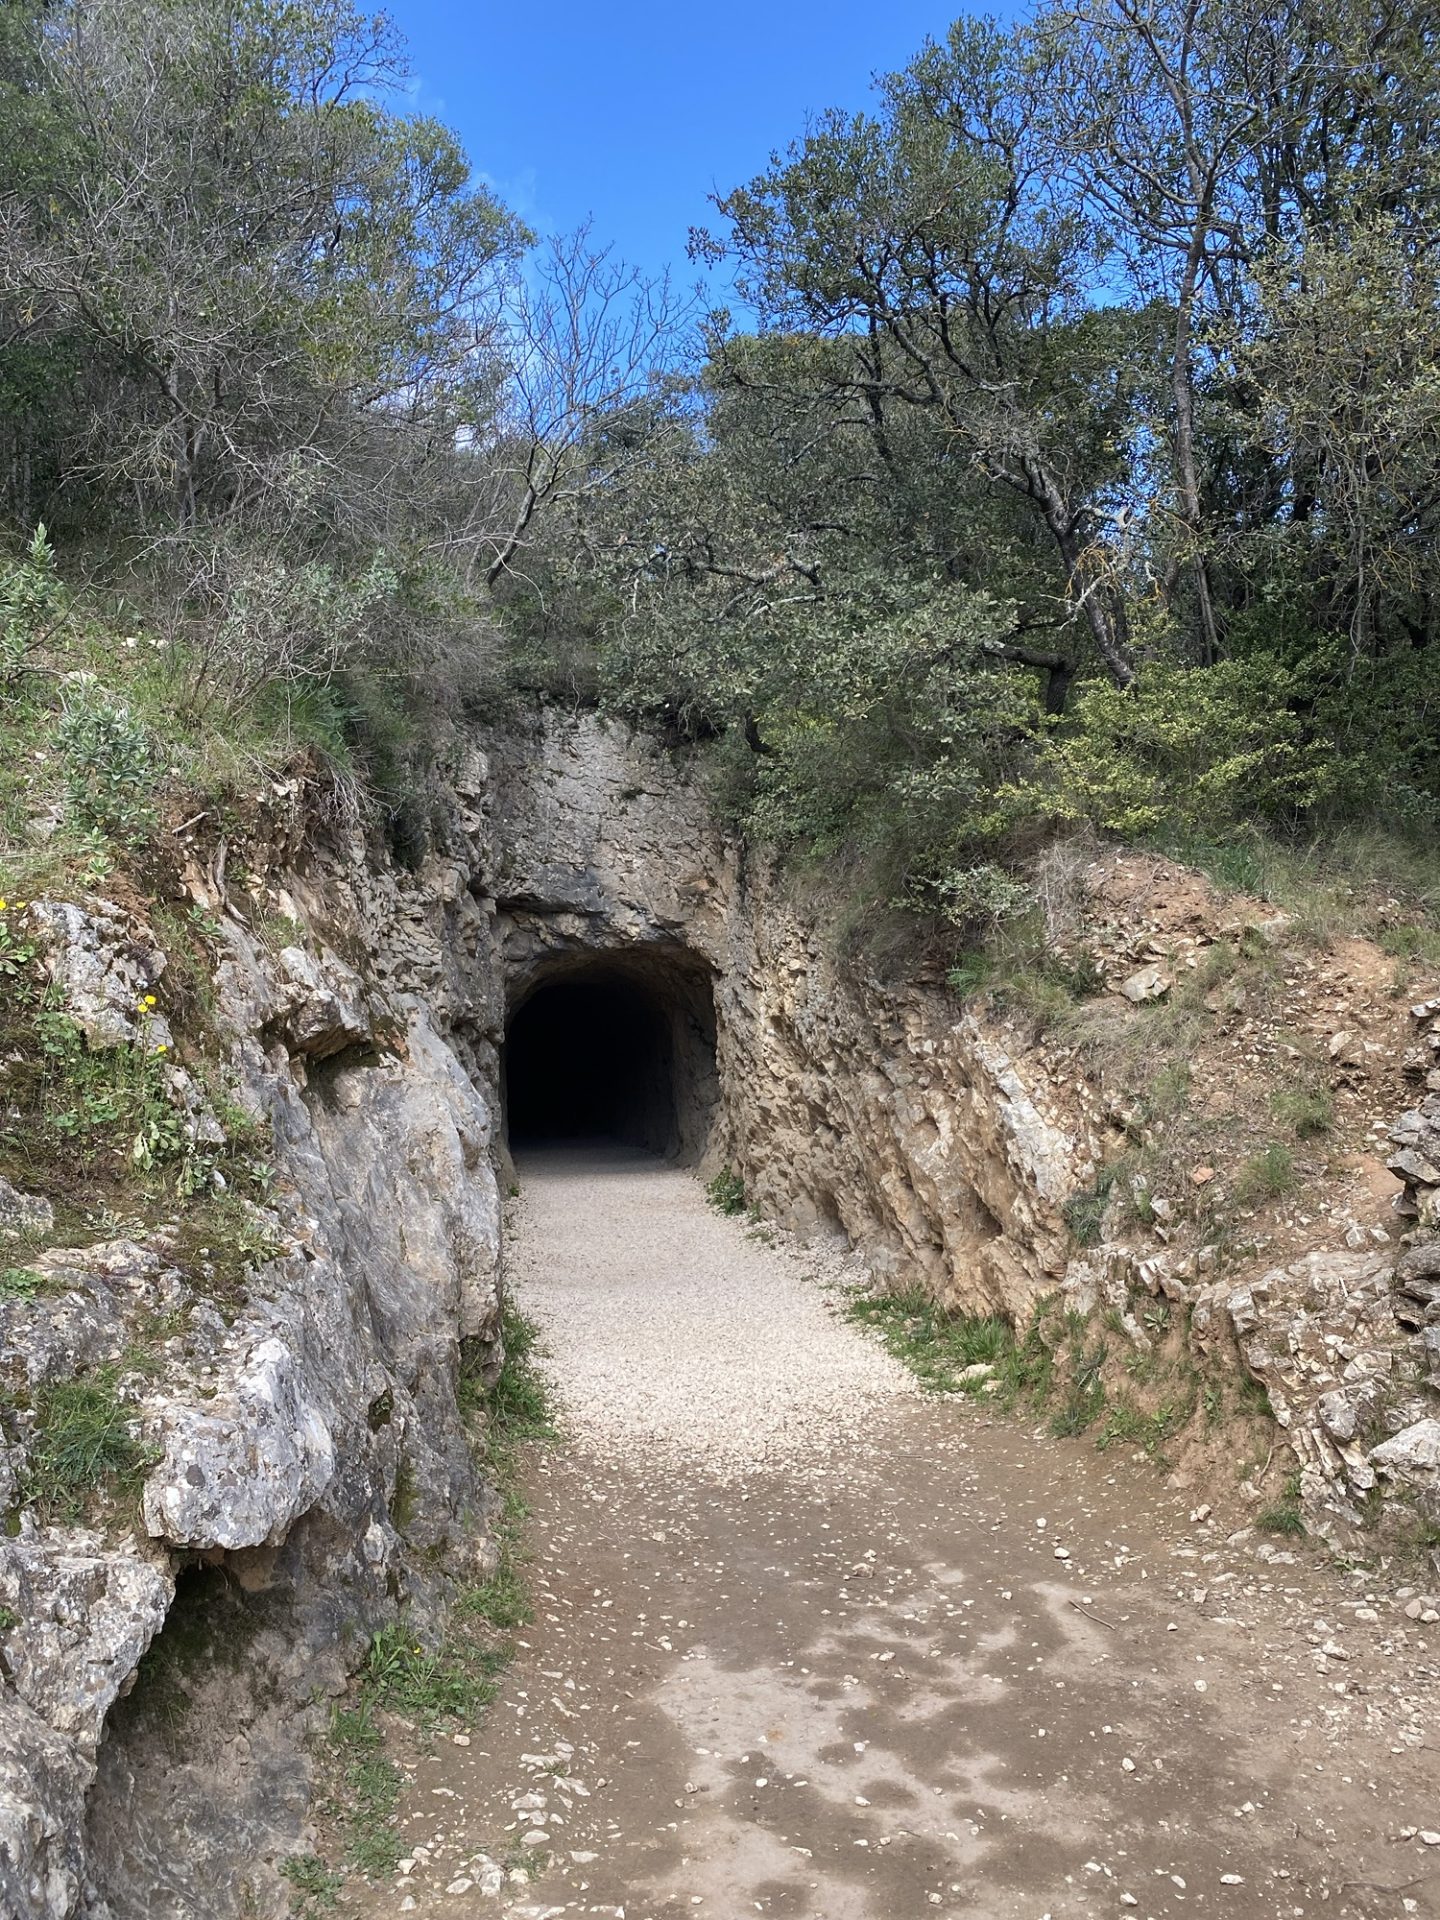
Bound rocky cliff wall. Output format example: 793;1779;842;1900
1;789;507;1919
491;712;1440;1565
2;706;1438;1919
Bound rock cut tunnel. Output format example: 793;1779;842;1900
502;947;720;1162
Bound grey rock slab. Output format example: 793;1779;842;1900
0;1532;172;1753
143;1331;337;1550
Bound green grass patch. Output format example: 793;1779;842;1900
21;1367;154;1521
457;1560;532;1631
360;1621;501;1725
844;1287;1055;1406
1256;1472;1306;1536
1062;1171;1115;1248
1233;1141;1296;1205
279;1853;343;1913
1269;1084;1333;1140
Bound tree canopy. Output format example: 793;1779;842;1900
1;0;1437;911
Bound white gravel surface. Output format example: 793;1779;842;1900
506;1146;912;1478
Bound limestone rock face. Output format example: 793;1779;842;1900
491;711;1087;1314
0;1534;172;1752
1370;1417;1440;1518
2;840;503;1919
0;1177;52;1236
27;900;167;1050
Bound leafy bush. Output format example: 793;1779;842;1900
0;526;65;681
57;690;158;844
705;1166;747;1215
1031;658;1333;843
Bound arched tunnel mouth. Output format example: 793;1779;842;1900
502;947;719;1163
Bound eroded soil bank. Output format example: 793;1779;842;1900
343;1155;1440;1920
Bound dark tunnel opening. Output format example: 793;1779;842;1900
502;954;719;1161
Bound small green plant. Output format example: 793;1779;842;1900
0;1604;19;1632
705;1166;747;1215
1062;1171;1115;1248
57;691;158;844
1;1266;45;1298
946;949;994;996
1269;1084;1333;1140
0;524;66;681
360;1621;499;1724
22;1368;154;1521
1256;1475;1306;1536
0;898;37;980
459;1562;532;1631
1235;1370;1274;1419
278;1853;343;1911
1233;1142;1296;1204
1049;1339;1108;1437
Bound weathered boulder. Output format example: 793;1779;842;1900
143;1331;337;1551
0;1533;172;1752
0;1178;53;1238
27;901;166;1050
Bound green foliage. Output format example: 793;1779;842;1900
21;1368;154;1521
279;1854;343;1913
1233;1143;1297;1205
57;692;158;845
705;1167;747;1215
844;1287;1054;1405
1235;1371;1274;1420
1256;1476;1306;1537
1030;659;1333;842
0;527;65;681
0;1267;45;1299
1063;1172;1115;1248
1270;1084;1333;1140
457;1562;532;1632
341;1749;403;1878
360;1622;500;1725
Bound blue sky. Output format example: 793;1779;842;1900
388;2;1001;286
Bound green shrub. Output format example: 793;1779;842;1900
57;691;158;844
1030;658;1332;843
705;1166;747;1215
0;526;65;682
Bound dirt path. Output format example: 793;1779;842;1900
348;1150;1440;1920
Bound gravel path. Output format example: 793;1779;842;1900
507;1146;913;1479
341;1148;1440;1920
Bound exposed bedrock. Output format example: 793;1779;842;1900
491;710;1081;1315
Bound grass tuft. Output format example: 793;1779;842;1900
22;1367;154;1521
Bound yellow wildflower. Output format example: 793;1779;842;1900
144;994;157;1007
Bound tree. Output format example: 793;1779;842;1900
0;0;526;541
692;20;1140;689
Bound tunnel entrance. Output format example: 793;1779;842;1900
503;949;719;1161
